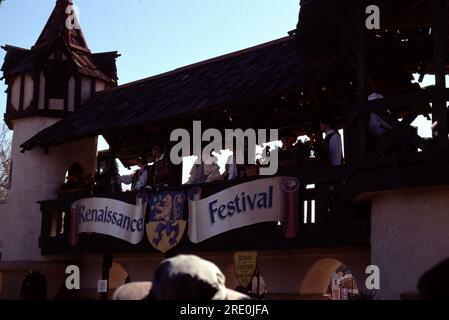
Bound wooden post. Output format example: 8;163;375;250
353;0;370;164
107;134;119;193
343;93;354;166
100;253;113;300
432;0;448;150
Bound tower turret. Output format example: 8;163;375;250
0;1;118;270
1;0;119;129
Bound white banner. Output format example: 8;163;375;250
188;177;300;244
70;194;148;245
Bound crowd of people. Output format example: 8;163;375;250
56;122;346;197
58;79;414;197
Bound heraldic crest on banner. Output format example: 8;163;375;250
146;191;186;253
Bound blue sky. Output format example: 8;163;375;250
0;0;300;116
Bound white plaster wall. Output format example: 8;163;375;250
0;258;99;300
81;78;92;103
23;74;34;110
0;247;370;300
38;72;45;110
95;80;105;93
48;98;64;110
0;117;97;262
371;186;449;300
68;77;76;112
10;77;21;111
113;248;370;299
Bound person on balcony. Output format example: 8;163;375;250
120;157;151;191
367;74;424;155
319;118;343;166
57;162;93;196
95;157;121;193
187;150;236;184
190;151;225;183
187;161;206;185
367;92;393;138
278;131;309;173
203;152;224;183
152;144;174;189
367;75;394;145
225;153;239;181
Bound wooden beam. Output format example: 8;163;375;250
355;0;369;163
368;112;418;162
432;0;448;149
346;89;448;127
75;75;81;111
5;81;11;114
44;69;49;111
19;75;24;112
33;70;40;112
100;253;113;300
107;134;119;193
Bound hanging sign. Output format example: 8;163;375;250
146;191;186;253
70;193;148;245
97;280;108;293
234;251;259;289
188;176;300;243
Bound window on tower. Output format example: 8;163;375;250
47;61;67;99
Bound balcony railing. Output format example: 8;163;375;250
38;88;449;256
39;166;370;255
343;87;449;197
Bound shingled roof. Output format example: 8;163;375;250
21;36;339;151
1;0;118;84
1;44;118;83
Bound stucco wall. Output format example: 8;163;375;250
0;117;97;262
113;247;370;299
371;186;449;300
0;247;370;300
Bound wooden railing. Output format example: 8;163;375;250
346;88;449;166
343;87;449;196
39;167;370;255
39;87;449;255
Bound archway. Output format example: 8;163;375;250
300;258;359;300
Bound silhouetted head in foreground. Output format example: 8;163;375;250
113;255;250;301
418;258;449;300
20;272;47;301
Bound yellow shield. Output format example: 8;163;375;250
146;221;186;254
234;251;258;288
146;191;186;254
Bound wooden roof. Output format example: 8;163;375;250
1;44;118;83
1;0;118;83
33;0;89;53
20;36;340;151
19;0;448;153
